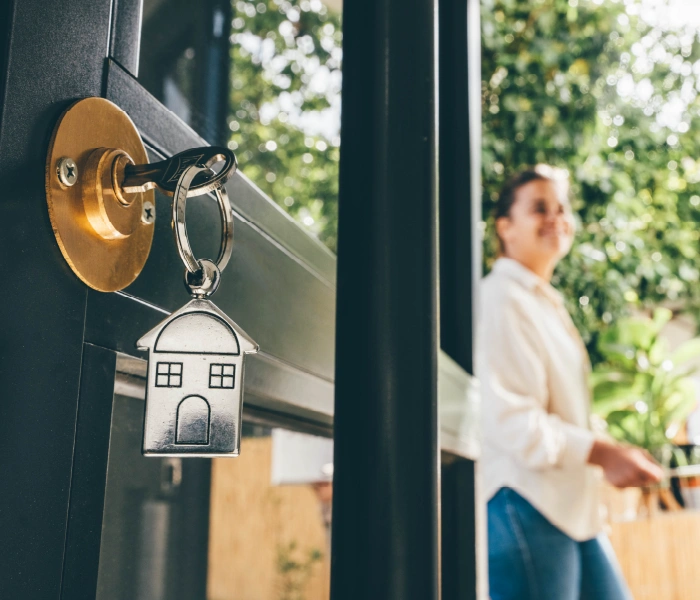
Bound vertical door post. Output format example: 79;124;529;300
331;1;440;599
439;0;481;374
438;0;483;598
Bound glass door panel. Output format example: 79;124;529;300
96;354;332;600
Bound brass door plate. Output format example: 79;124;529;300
45;97;155;292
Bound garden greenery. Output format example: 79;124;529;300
591;308;700;450
231;0;700;365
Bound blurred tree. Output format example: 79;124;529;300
481;0;700;364
228;0;341;251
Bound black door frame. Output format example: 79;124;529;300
438;1;483;598
331;0;482;598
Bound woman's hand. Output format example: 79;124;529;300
588;439;664;488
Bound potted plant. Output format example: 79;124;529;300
591;307;700;513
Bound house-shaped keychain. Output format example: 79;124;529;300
137;298;258;457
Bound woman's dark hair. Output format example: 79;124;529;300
494;164;570;252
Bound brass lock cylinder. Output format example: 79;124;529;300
82;148;141;239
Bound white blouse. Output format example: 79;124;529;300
478;258;603;541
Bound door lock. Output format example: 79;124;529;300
45;97;236;292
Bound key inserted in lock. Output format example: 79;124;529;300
121;147;237;197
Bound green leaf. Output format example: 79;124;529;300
606;410;644;446
648;336;669;367
591;373;650;417
664;393;696;437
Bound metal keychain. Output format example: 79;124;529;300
137;157;259;457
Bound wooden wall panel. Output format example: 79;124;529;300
207;437;331;600
609;512;700;600
604;486;700;600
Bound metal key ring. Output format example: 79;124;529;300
173;163;234;277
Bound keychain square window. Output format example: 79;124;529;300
210;364;235;389
156;362;183;387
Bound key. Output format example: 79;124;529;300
121;146;237;197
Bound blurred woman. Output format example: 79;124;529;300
479;165;663;600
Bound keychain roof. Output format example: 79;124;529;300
137;298;258;355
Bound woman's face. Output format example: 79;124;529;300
496;179;575;266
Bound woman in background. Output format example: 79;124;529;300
479;165;663;600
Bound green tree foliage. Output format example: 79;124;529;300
232;0;700;367
482;0;700;364
229;0;341;251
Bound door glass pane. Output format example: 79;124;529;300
96;354;332;600
138;0;342;253
139;0;231;146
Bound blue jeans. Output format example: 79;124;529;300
488;488;633;600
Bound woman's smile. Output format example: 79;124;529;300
539;226;568;238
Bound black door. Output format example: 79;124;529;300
0;1;335;597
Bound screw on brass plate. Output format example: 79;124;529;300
57;157;78;187
141;200;155;224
